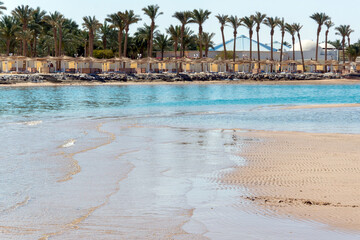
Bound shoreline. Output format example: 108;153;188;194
1;78;360;87
223;129;360;232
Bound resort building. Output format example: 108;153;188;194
210;35;290;60
289;40;339;61
155;35;290;60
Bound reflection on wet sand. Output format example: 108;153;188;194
1;120;360;240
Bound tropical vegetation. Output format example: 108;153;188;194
0;2;358;68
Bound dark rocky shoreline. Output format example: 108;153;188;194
0;72;343;85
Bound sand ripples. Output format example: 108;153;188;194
221;130;360;231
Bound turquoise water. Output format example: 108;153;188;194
1;84;360;133
1;84;360;239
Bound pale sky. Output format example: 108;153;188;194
3;0;358;46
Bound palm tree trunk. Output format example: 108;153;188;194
256;29;261;71
174;40;178;58
6;39;10;56
292;36;295;72
342;38;346;69
118;31;123;58
298;33;305;72
199;25;203;58
270;31;273;72
89;32;94;57
233;33;236;62
347;37;351;62
280;31;284;72
53;28;58;57
221;27;227;59
249;32;253;72
174;41;179;74
103;36;107;50
58;27;63;56
181;25;185;58
33;36;37;57
30;40;34;57
149;21;154;58
22;25;27;56
315;27;320;61
292;37;295;60
325;31;328;72
22;40;27;56
124;29;129;58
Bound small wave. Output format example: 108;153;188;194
61;139;76;148
7;120;43;126
23;121;43;126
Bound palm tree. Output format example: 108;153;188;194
29;7;46;57
0;1;6;15
346;26;354;47
253;12;266;66
100;21;111;50
183;27;197;52
166;25;181;58
142;4;163;58
215;14;229;59
335;25;349;65
15;29;33;57
106;12;125;57
324;20;334;71
202;32;215;57
264;16;280;71
0;16;20;55
336;25;355;63
82;16;102;57
135;23;158;57
293;23;305;72
310;12;330;61
191;9;211;59
173;11;192;57
12;5;33;56
79;30;89;57
241;16;255;71
328;39;342;50
43;12;62;57
346;44;360;62
57;15;65;56
277;18;286;68
154;33;171;60
285;23;296;60
60;20;81;57
121;10;141;57
226;15;242;62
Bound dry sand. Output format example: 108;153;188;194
0;78;360;87
223;130;360;231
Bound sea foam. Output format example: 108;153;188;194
61;139;76;148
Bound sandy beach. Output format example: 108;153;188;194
223;130;360;231
0;78;360;87
283;103;360;109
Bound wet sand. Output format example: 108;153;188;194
283;103;360;109
0;78;360;87
223;130;360;231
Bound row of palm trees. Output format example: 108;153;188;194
215;12;354;70
0;2;357;66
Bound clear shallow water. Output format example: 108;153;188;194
1;84;360;133
1;84;360;239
